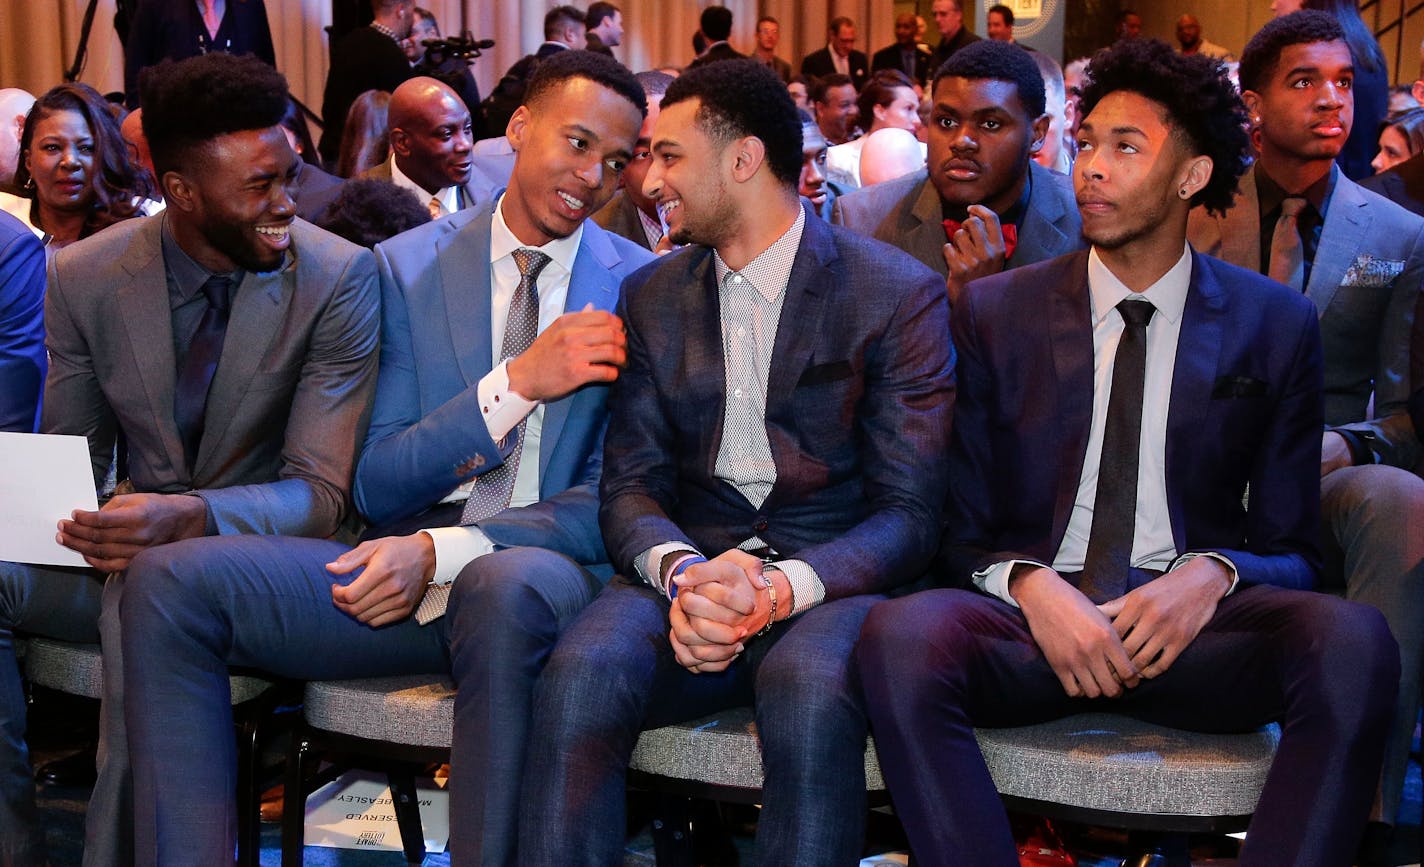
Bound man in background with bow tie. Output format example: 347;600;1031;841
1186;15;1424;855
118;50;654;864
832;40;1083;305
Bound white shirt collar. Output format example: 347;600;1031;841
1086;242;1192;326
491;192;584;275
389;155;461;216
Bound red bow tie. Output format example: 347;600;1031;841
944;219;1018;261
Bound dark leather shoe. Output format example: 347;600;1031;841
1355;820;1392;867
34;747;97;787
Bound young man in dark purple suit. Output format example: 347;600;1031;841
858;38;1398;867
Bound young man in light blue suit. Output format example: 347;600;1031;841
119;50;653;865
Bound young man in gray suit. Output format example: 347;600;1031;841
1187;12;1424;854
520;59;954;865
832;40;1083;305
119;50;654;864
0;53;380;867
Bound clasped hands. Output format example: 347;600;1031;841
57;492;208;573
670;549;787;674
1009;556;1232;699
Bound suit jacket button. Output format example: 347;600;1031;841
474;455;485;467
753;519;769;533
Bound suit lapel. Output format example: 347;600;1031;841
1047;254;1095;549
1012;163;1072;266
1307;172;1370;318
680;250;726;478
1164;254;1225;553
539;223;623;481
115;219;186;477
909;176;950;277
440;206;497;387
194;264;292;477
762;213;833;509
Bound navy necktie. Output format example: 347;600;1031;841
1080;299;1156;604
174;274;233;472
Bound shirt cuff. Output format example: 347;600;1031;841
637;542;702;597
477;360;540;444
1169;551;1239;596
971;559;1049;608
420;526;497;586
766;558;824;616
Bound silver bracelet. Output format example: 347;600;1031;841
756;569;778;637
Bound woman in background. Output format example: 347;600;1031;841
13;83;149;250
1372;107;1424;174
335;89;391;179
825;69;923;188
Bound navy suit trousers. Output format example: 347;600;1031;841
119;534;602;866
856;584;1399;867
520;575;879;866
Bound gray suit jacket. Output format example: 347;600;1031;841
829;161;1084;278
1187;167;1423;469
43;215;380;537
591;191;655;252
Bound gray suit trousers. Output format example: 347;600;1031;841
1320;464;1424;824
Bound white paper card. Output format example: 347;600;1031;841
302;769;450;854
0;433;98;568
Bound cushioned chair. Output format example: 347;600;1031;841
24;637;283;867
280;675;1279;867
281;675;456;867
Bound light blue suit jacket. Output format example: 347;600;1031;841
358;197;655;565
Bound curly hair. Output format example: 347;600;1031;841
525;49;647;118
139;51;289;178
662;58;802;187
857;69;916;134
316;179;430;248
933;40;1046;120
1238;10;1344;94
1079;37;1249;217
14;82;148;238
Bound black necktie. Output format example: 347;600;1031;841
174;274;233;472
1080;299;1156;604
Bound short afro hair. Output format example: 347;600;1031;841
662;58;802;187
140;52;289;178
701;6;734;42
317;179;430;248
1079;38;1249;217
933;40;1046;120
1238;10;1345;94
525;49;647;118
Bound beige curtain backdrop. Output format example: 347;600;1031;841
0;0;896;129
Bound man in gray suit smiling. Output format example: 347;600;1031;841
0;53;379;867
833;40;1083;305
1187;13;1424;853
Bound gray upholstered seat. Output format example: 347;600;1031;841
302;674;456;747
24;637;272;703
976;713;1279;818
629;705;886;791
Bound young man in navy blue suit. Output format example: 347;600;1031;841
118;51;654;864
520;59;954;864
858;39;1398;866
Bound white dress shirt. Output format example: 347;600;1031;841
636;208;829;616
389;156;463;218
829;44;850;76
421;194;583;584
976;244;1237;604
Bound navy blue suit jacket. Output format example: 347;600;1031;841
600;205;955;600
0;211;44;432
359;199;655;564
124;0;275;107
942;249;1323;591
